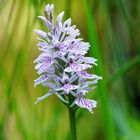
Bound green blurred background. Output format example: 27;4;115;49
0;0;140;140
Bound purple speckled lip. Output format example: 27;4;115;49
34;4;102;113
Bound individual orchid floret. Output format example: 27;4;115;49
75;92;97;113
34;4;102;113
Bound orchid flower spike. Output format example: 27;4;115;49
34;4;102;113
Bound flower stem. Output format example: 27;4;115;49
68;108;77;140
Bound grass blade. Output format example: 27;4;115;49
84;0;116;140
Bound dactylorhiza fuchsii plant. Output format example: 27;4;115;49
34;4;102;140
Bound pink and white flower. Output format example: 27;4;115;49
34;4;102;112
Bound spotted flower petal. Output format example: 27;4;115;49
34;74;48;87
63;18;71;30
35;57;53;74
64;63;92;72
63;83;79;94
76;71;99;79
68;42;89;55
75;97;97;113
78;56;97;65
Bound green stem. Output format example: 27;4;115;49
68;108;76;140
